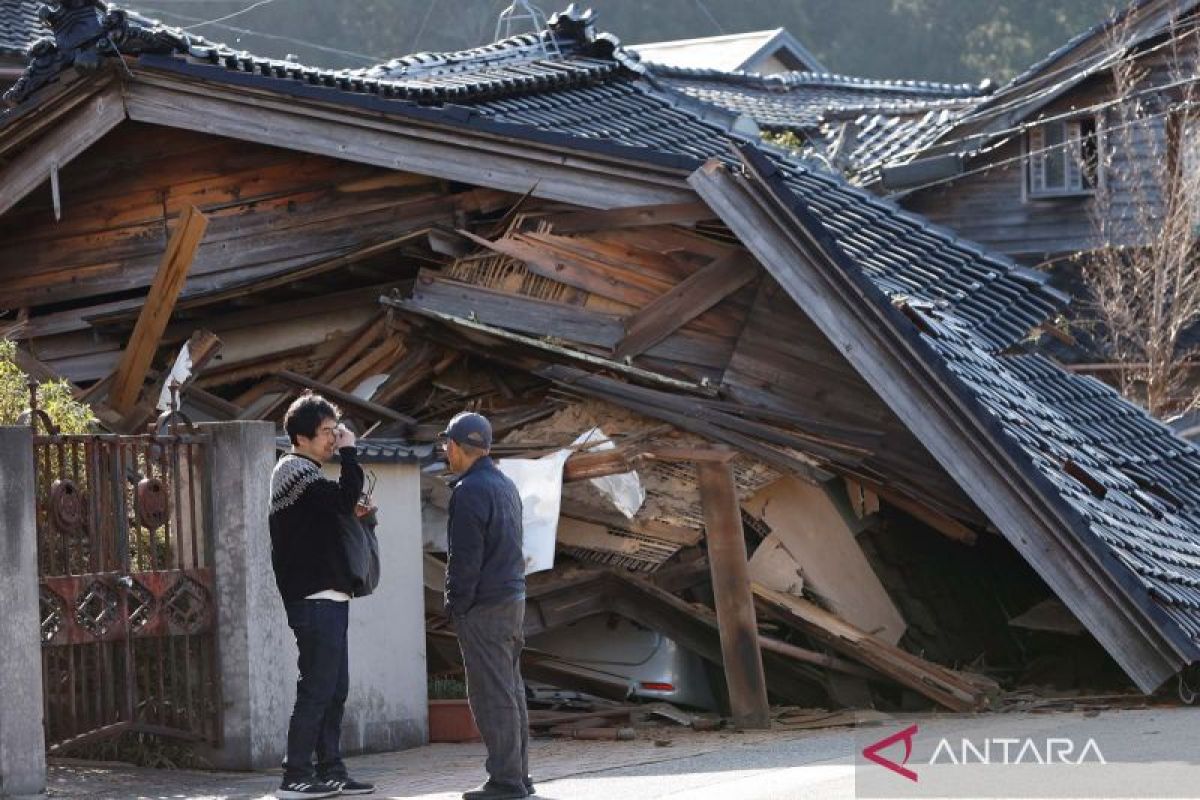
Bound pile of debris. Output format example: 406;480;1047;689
8;4;1200;728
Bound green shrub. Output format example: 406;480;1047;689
0;339;94;433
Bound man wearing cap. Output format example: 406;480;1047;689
439;412;531;800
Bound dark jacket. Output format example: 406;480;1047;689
269;448;363;602
445;457;525;616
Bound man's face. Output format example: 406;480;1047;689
442;437;464;473
296;417;338;462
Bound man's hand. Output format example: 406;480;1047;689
334;423;357;449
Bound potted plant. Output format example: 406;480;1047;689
428;676;481;743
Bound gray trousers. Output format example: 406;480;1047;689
457;598;529;787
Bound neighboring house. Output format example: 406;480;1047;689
9;1;1200;706
877;0;1200;267
629;28;825;74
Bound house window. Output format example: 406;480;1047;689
1175;114;1200;229
1026;117;1100;198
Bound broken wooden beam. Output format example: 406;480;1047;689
698;460;771;730
120;329;223;432
109;206;209;415
274;370;417;428
562;447;639;483
752;583;989;712
615;250;758;360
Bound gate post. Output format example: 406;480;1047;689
201;421;293;771
0;427;46;797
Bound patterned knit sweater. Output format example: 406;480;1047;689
269;448;363;602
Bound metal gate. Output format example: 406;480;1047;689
32;405;221;752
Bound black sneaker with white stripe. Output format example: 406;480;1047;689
327;776;375;795
276;777;340;799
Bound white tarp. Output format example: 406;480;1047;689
498;426;645;575
156;342;193;412
498;449;573;575
570;428;645;519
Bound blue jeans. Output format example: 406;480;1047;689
283;599;349;781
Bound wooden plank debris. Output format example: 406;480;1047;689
109;206;209;415
743;477;907;645
753;583;989;712
615;250;758;359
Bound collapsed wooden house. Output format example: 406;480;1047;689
5;1;1200;722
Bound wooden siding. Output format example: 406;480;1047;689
1;121;464;382
903;40;1194;264
723;276;984;524
0;121;454;310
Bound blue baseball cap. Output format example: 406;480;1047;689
438;411;492;450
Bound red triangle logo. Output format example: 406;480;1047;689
862;723;919;782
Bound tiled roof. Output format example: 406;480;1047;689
275;437;435;464
821;102;974;181
770;161;1062;350
924;320;1200;645
649;65;984;131
0;0;40;57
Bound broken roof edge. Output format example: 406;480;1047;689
689;145;1199;693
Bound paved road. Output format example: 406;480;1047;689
43;706;1200;799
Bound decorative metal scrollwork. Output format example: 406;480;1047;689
39;586;66;644
125;579;155;632
74;580;118;638
135;477;170;530
163;576;210;635
49;479;83;531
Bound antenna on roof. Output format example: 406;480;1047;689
494;1;560;56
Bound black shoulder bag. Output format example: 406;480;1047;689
339;511;380;597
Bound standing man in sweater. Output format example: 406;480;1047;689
440;412;531;800
270;394;375;799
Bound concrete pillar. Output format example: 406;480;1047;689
202;421;294;770
0;427;47;797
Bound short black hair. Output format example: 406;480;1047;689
284;393;340;445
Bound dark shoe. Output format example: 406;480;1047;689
525;776;536;795
328;776;375;795
277;778;340;799
462;779;529;799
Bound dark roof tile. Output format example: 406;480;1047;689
0;0;40;57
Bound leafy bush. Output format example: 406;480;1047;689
0;339;94;433
429;676;468;700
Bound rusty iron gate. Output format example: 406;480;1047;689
32;408;221;752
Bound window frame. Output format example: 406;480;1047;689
1024;115;1103;200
